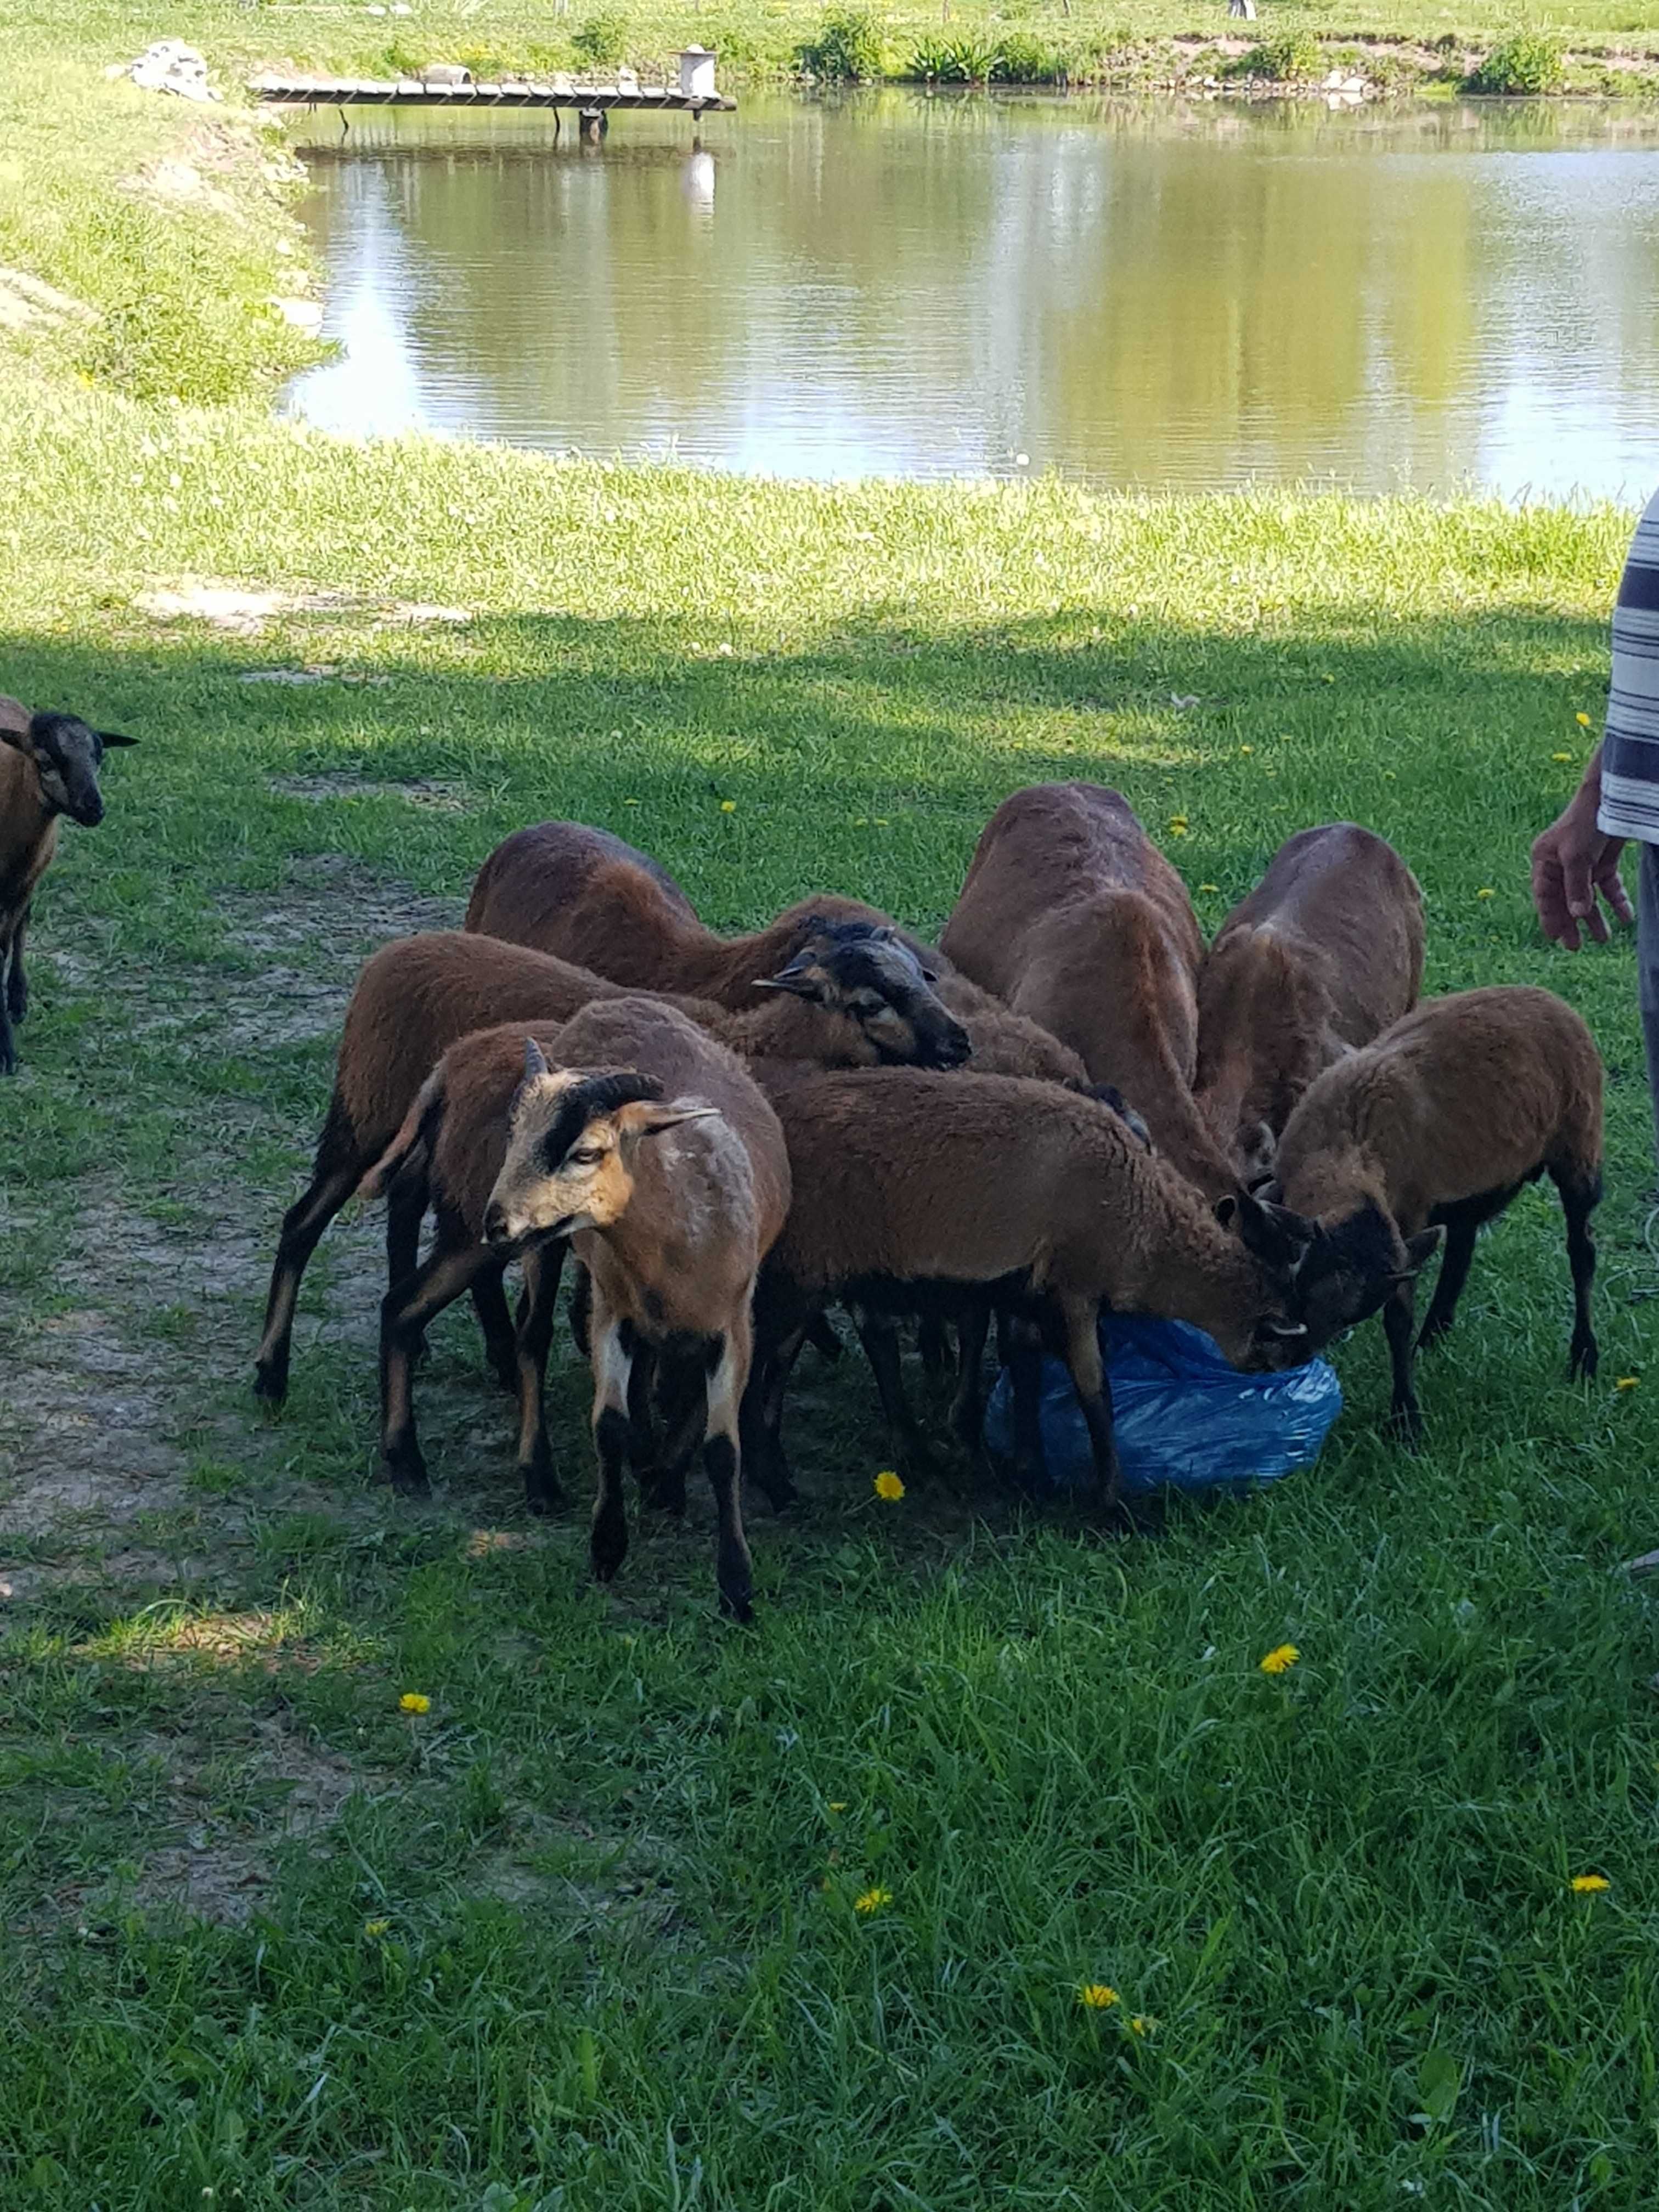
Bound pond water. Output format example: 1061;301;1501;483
284;92;1659;500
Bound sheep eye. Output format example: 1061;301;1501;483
850;992;884;1016
567;1145;605;1167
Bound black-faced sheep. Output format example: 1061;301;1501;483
0;695;136;1074
1268;985;1603;1440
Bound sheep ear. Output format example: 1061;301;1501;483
523;1035;551;1082
754;956;827;1004
0;719;36;758
99;729;137;748
617;1101;720;1142
1226;1189;1318;1271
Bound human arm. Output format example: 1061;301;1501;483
1530;742;1634;950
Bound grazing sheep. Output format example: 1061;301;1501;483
1268;986;1603;1440
464;817;1091;1087
0;695;136;1074
940;782;1242;1197
1194;825;1424;1184
364;1000;789;1621
751;1069;1313;1505
253;921;965;1405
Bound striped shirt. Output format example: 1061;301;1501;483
1599;487;1659;843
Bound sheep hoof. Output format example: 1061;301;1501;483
522;1463;563;1516
1386;1403;1424;1452
382;1444;431;1498
1415;1313;1453;1354
590;1511;629;1583
718;1575;755;1624
252;1359;289;1407
1569;1335;1599;1382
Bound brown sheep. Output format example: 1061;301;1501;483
1194;825;1424;1184
464;818;1091;1087
751;1069;1314;1506
1269;986;1604;1441
0;696;136;1074
940;782;1242;1198
364;999;789;1621
253;922;963;1405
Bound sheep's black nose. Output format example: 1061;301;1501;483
483;1201;511;1247
938;1025;972;1069
76;795;105;827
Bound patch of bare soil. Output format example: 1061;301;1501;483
0;854;461;1550
268;772;469;813
133;583;472;635
0;266;98;334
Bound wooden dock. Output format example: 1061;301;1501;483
248;73;736;118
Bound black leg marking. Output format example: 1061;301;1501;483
471;1263;519;1393
591;1404;631;1581
1557;1169;1601;1381
378;1240;499;1496
705;1432;753;1623
1383;1280;1422;1447
568;1263;592;1362
1005;1310;1048;1495
7;904;29;1023
253;1102;361;1404
515;1244;565;1514
949;1296;991;1452
854;1307;945;1484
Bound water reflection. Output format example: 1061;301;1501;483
283;92;1659;498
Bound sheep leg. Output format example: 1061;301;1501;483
949;1295;992;1452
1383;1280;1423;1447
588;1301;633;1585
470;1264;520;1393
382;1164;433;1368
641;1350;702;1514
253;1102;360;1403
916;1311;949;1377
704;1316;757;1623
1005;1310;1048;1494
379;1238;499;1496
853;1306;947;1485
514;1241;565;1514
6;902;29;1023
1414;1217;1479;1353
1060;1296;1120;1511
0;982;14;1077
1556;1169;1601;1380
742;1322;804;1511
568;1261;592;1361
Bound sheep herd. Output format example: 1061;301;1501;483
241;781;1605;1620
0;692;1606;1621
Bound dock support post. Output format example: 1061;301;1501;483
578;107;607;143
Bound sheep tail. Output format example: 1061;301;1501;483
356;1068;448;1204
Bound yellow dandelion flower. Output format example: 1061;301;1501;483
1576;711;1593;728
1198;883;1221;895
854;1886;891;1914
1239;744;1254;755
1552;752;1574;763
1077;1983;1119;2010
719;799;736;814
1169;816;1189;836
363;1917;391;1938
1477;888;1495;900
398;1691;431;1714
1617;1376;1640;1392
874;1470;905;1501
1129;2015;1156;2036
1571;1873;1610;1893
829;1802;847;1813
1259;1643;1300;1675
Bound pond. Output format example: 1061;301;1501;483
284;92;1659;500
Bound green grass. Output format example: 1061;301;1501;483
4;374;1659;2205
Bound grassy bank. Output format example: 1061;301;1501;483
4;379;1659;2204
4;1;1659;415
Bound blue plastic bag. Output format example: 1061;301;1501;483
983;1314;1342;1497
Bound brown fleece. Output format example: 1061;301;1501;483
765;1068;1300;1372
1195;823;1424;1160
940;782;1237;1195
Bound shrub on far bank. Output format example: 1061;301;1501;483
1465;32;1564;93
798;6;886;80
911;29;1002;81
572;8;629;66
994;31;1065;83
1234;29;1323;82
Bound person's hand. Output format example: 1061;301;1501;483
1531;768;1632;950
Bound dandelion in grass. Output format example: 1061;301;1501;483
1617;1376;1640;1392
1239;744;1254;755
1477;888;1495;901
399;1691;431;1714
1553;752;1574;764
363;1918;391;1938
1199;883;1221;895
1169;815;1189;837
1571;1873;1610;1893
854;1886;891;1915
874;1470;906;1501
1259;1643;1300;1675
719;799;736;814
1077;1983;1119;2010
1577;712;1593;728
1128;2015;1156;2036
828;1802;847;1813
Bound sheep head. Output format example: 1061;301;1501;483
483;1039;716;1250
754;920;970;1070
0;706;136;828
